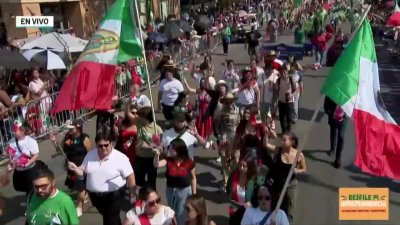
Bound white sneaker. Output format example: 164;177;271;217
76;207;83;217
205;141;211;149
216;157;221;163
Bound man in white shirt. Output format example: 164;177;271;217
68;127;136;225
161;113;205;159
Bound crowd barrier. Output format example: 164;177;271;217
0;33;220;154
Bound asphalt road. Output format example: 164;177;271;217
1;24;400;225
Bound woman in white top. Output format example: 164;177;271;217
28;68;51;132
5;121;40;198
241;186;289;225
158;68;184;121
236;70;260;113
222;60;240;92
124;186;176;225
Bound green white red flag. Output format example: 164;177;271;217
321;20;400;179
52;0;142;113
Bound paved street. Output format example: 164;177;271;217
1;24;400;225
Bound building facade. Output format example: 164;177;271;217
0;0;180;43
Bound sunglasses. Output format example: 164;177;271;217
258;195;271;201
34;183;51;190
147;197;161;207
97;143;110;149
131;111;138;115
185;206;192;212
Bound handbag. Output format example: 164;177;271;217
15;139;46;169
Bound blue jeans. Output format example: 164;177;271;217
315;47;324;65
166;186;192;225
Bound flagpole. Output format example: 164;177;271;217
131;0;158;134
272;4;372;221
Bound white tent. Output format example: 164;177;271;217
20;32;88;53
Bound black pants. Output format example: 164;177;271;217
278;101;294;133
96;110;115;139
88;187;126;225
329;116;348;162
162;103;175;121
135;156;157;189
222;40;229;54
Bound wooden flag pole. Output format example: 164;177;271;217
131;0;158;134
272;4;372;222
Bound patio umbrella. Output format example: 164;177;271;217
160;20;182;40
387;12;400;26
23;48;71;70
20;32;88;52
0;49;35;69
194;15;212;35
147;32;168;43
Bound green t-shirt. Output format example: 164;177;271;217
294;28;306;44
27;190;79;225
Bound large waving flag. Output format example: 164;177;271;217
321;20;400;179
52;0;142;113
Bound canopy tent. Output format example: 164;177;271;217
20;32;88;53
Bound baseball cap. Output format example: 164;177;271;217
66;119;83;129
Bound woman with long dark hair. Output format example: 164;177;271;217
50;119;92;217
226;160;258;221
154;138;197;225
264;131;306;223
236;69;260;113
115;102;139;168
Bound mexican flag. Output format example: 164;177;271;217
321;20;400;179
52;0;142;113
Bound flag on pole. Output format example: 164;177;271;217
321;20;400;179
52;0;143;113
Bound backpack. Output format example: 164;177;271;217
277;75;296;95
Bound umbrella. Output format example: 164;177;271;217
238;10;248;17
0;49;36;69
20;32;88;52
194;15;212;35
161;20;182;40
23;48;71;70
387;12;400;26
147;32;168;43
178;20;192;32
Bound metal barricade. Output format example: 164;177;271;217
0;33;221;155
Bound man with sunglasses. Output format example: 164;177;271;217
26;166;79;225
68;127;136;225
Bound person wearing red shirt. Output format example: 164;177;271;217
312;31;327;70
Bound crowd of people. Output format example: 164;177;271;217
1;0;388;225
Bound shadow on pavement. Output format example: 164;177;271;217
197;188;228;204
0;195;26;225
196;172;219;188
195;157;221;171
302;149;332;165
297;108;325;123
344;165;400;194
